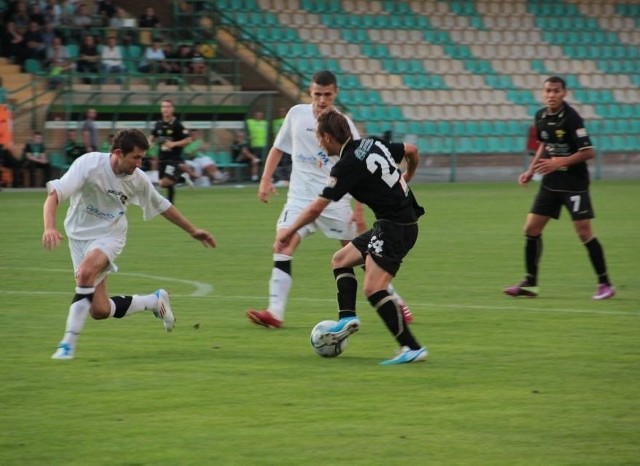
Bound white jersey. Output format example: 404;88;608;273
47;152;171;241
273;104;360;207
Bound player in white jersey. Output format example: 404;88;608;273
43;129;216;360
247;71;413;329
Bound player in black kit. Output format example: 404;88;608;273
149;99;193;203
504;76;615;300
275;109;427;365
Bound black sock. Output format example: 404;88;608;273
167;185;175;203
111;295;133;319
584;237;610;285
368;290;421;350
525;235;542;286
334;267;357;319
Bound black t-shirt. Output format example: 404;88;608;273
321;137;425;223
152;117;189;161
230;140;250;162
535;103;593;192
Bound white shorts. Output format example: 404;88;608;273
186;156;215;176
277;200;356;240
68;236;125;285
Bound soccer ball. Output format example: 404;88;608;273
310;320;348;358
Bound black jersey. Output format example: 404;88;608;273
151;117;189;161
320;137;425;223
535;103;593;192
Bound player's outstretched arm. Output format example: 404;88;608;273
42;190;64;250
161;205;216;248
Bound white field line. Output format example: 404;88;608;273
0;267;635;317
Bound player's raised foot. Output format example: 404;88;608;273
320;316;360;345
153;289;175;332
399;303;414;324
51;343;74;360
247;309;282;329
380;346;428;366
593;284;615;300
503;280;539;298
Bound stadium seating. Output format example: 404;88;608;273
217;0;640;153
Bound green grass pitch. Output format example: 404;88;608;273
1;180;639;465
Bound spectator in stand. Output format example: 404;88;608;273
138;6;160;29
60;0;77;26
0;143;23;188
101;35;124;83
45;0;64;27
97;0;117;26
189;42;207;77
71;3;92;29
138;38;171;74
28;3;46;25
64;129;85;164
82;108;98;152
23;21;46;61
99;133;115;153
109;7;130;30
162;42;181;84
5;1;30;66
245;109;268;161
230;129;260;182
77;34;100;83
23;130;51;186
45;36;73;89
183;129;229;185
40;21;57;51
175;43;192;74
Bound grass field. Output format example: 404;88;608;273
1;180;639;465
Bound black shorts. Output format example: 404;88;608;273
159;160;183;181
531;186;594;220
351;220;418;276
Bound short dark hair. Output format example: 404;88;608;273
112;128;149;155
316;109;351;145
545;76;567;89
311;70;337;87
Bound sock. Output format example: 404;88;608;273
525;235;542;286
368;290;421;350
267;254;292;321
583;236;610;285
334;267;357;320
60;286;95;346
166;185;175;203
109;293;157;318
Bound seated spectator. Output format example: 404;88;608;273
138;38;171;73
183;129;229;185
23;131;51;187
77;34;100;83
109;7;131;29
99;133;115;153
0;143;23;188
63;129;84;163
44;0;64;27
189;42;207;76
97;0;117;26
230;130;260;182
45;36;73;89
70;3;92;29
5;2;30;66
22;21;46;63
101;36;124;83
138;6;160;28
175;44;192;74
28;3;46;25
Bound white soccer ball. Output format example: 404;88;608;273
310;320;348;358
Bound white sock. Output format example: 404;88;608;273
268;254;292;321
60;286;94;346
